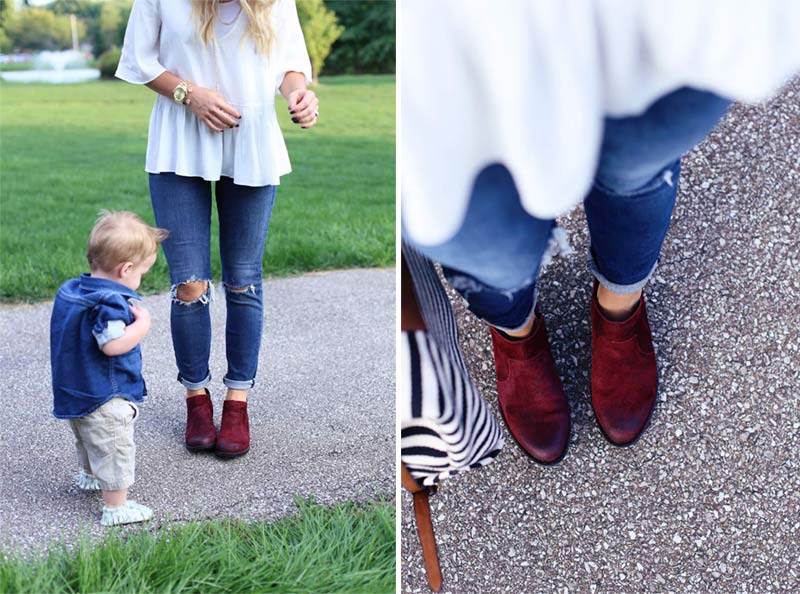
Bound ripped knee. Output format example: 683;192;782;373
224;283;258;295
172;280;213;305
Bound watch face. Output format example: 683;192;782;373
174;86;187;103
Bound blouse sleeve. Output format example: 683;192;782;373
115;0;166;84
273;0;313;95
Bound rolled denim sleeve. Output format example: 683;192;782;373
115;0;166;84
90;300;130;349
273;0;313;95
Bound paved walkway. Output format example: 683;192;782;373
0;268;395;553
402;80;800;593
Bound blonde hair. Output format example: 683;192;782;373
192;0;278;56
87;211;168;272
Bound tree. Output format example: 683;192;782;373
48;0;103;20
324;1;395;75
296;0;343;82
0;0;15;53
5;7;74;51
42;0;128;57
98;0;130;52
0;0;14;28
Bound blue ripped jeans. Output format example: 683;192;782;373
149;173;276;390
412;88;731;332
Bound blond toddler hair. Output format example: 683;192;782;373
87;211;169;272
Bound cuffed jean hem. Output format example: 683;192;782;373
445;270;540;333
177;372;212;390
223;376;255;390
486;285;540;334
588;253;658;295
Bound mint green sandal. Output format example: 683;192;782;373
101;500;153;526
75;470;101;491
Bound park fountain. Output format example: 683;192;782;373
1;49;100;83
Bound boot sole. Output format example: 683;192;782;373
214;447;250;459
186;443;216;453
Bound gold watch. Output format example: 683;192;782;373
173;81;192;105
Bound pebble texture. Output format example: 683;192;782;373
402;79;800;593
0;269;395;553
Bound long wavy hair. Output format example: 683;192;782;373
192;0;278;55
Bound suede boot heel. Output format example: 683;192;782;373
216;400;250;458
185;389;216;451
490;310;570;464
590;282;658;446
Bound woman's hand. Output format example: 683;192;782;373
186;86;241;132
287;88;319;129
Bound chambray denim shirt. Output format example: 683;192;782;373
51;274;146;419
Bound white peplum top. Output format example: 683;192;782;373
116;0;312;187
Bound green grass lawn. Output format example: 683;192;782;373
0;75;395;302
0;498;395;594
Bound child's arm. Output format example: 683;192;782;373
101;305;152;357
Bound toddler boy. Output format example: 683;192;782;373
50;211;168;526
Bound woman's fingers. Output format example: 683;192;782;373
202;114;224;132
286;89;320;128
217;101;241;121
186;87;241;130
198;104;238;132
290;90;315;113
292;97;319;125
214;105;240;128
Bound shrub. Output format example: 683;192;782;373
297;0;343;81
324;1;395;75
96;46;121;78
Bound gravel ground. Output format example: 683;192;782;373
402;79;800;594
0;268;395;554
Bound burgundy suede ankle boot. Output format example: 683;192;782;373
590;282;657;446
489;311;570;464
215;400;250;458
185;389;216;452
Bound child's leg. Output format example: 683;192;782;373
69;419;91;471
79;399;152;525
85;399;136;495
102;489;128;508
69;420;100;490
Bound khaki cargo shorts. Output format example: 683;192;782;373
69;397;139;491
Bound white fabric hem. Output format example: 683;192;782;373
144;166;288;187
144;96;291;187
114;65;166;86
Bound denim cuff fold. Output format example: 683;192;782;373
486;284;540;334
177;372;212;391
223;376;256;390
587;252;658;295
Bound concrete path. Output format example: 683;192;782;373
0;268;395;553
402;80;800;593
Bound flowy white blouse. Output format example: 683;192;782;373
402;0;800;246
116;0;312;187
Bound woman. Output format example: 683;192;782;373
116;0;316;457
401;0;800;464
